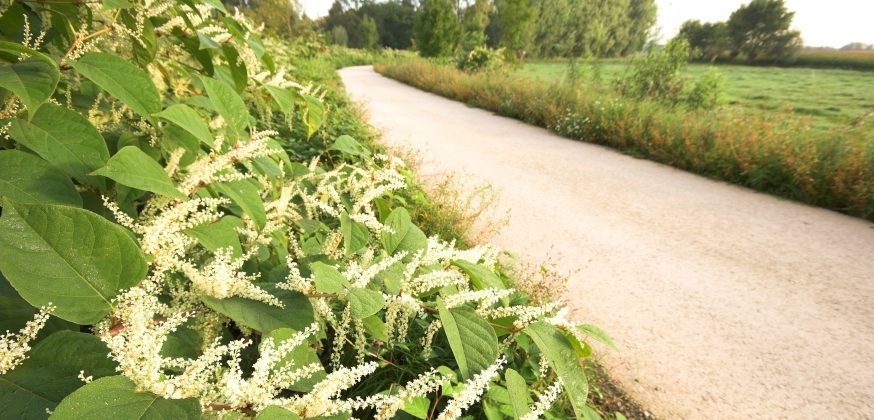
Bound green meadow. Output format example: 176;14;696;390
516;60;874;133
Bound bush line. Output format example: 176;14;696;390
375;59;874;221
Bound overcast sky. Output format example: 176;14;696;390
299;0;874;48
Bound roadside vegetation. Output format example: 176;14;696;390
0;2;619;420
375;59;874;220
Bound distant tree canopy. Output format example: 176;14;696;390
676;0;802;61
316;0;657;58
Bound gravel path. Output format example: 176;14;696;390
339;66;874;419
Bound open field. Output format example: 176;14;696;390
516;60;874;133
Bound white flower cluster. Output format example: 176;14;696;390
521;378;564;420
438;357;507;420
0;304;53;374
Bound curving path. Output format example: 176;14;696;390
339;66;874;419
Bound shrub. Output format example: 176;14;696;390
375;59;874;220
456;45;506;72
0;1;605;419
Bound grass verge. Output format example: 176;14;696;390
375;59;874;221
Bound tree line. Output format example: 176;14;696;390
320;0;657;58
676;0;802;62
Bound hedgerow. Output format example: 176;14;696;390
0;1;605;419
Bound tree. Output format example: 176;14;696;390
727;0;802;60
414;0;461;57
240;0;302;38
330;26;349;46
677;20;729;61
360;15;379;50
461;0;491;49
622;0;658;55
496;0;535;59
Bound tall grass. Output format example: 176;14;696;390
375;59;874;220
711;50;874;71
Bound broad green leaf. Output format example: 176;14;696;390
362;315;387;342
185;216;244;258
262;328;325;392
197;33;221;50
300;95;324;139
223;44;248;93
102;0;132;9
0;150;81;206
200;76;249;139
215;179;266;229
256;406;302;420
0;42;59;118
348;288;385;319
504;369;531;419
73;52;161;120
329;135;370;158
155;104;213;145
438;302;498;379
523;322;589;418
160;326;202;359
381;208;427;255
402;396;431;419
93;146;186;199
0;331;117;419
340;212;370;256
51;376;200;420
311;262;350;294
578;324;617;350
8;103;109;189
0;201;147;324
265;85;294;114
451;260;505;290
201;283;314;333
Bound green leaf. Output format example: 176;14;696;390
265;85;294;114
578;324;617;350
381;208;427;255
256;406;302;420
201;283;314;333
185;215;244;258
155;104;213;145
223;44;247;93
262;328;325;392
438;302;498;379
340;212;370;256
51;376;200;420
214;179;266;229
200;76;249;139
160;326;202;359
102;0;132;9
311;262;350;294
0;150;81;206
0;331;117;419
329;135;370;158
451;260;505;290
402;396;431;419
93;146;186;199
0;201;147;324
8;103;109;189
504;369;531;419
300;95;324;139
523;322;589;418
0;42;59;119
73;52;161;121
121;10;157;67
348;288;385;319
362;315;387;342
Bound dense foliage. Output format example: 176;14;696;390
375;60;874;221
0;0;612;419
676;0;802;62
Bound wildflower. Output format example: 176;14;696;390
437;357;506;419
521;379;564;420
0;304;54;374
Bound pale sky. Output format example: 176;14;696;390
300;0;874;48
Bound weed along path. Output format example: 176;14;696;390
339;66;874;419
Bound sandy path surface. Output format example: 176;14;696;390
339;66;874;419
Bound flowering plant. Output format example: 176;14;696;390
0;0;609;418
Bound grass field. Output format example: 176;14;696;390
516;60;874;133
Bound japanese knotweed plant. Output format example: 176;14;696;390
0;0;612;419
